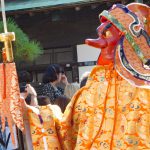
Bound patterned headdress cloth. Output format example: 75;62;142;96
99;3;150;88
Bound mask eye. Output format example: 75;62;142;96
103;31;113;38
106;31;113;38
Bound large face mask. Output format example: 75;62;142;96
86;19;121;65
86;3;150;88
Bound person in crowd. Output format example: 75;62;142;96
37;95;50;106
21;84;38;106
18;70;33;83
42;64;69;103
64;82;79;99
18;70;34;105
54;96;70;113
14;71;35;150
37;95;62;119
80;71;90;88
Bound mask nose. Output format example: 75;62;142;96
85;37;107;49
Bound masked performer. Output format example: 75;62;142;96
57;3;150;150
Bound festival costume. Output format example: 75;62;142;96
56;3;150;150
58;64;150;149
0;63;24;144
27;104;62;150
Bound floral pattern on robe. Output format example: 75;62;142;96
57;65;150;150
27;104;62;150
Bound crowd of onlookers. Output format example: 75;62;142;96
18;64;90;112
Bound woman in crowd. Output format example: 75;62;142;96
42;64;69;104
42;64;79;103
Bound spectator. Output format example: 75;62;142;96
54;96;70;113
18;70;34;105
37;95;62;119
42;64;69;103
17;71;37;150
37;95;51;106
18;70;33;83
64;82;79;99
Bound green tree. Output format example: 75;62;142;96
0;18;42;62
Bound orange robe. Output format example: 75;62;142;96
0;63;24;144
57;65;150;149
27;104;62;150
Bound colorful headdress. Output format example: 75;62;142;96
99;3;150;88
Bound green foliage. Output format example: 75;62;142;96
0;18;43;62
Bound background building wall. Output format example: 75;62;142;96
77;44;100;81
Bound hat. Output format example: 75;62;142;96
99;3;150;88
